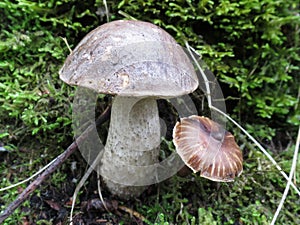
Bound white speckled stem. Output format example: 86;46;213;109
100;96;160;199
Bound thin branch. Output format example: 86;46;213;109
0;142;78;223
0;106;111;223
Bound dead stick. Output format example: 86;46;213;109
0;106;111;223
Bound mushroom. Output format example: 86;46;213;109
173;115;243;182
59;20;199;199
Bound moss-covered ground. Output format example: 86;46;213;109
0;0;299;224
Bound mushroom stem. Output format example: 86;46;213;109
100;96;160;199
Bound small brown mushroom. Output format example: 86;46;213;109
173;115;243;182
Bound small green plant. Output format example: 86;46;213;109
198;207;218;225
238;200;270;225
154;213;169;225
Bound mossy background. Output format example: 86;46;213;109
0;0;299;224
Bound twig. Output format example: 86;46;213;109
0;142;77;223
0;106;111;223
118;205;146;221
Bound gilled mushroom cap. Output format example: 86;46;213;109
173;115;243;182
59;20;198;97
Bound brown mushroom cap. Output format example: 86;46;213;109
173;115;243;182
59;20;198;97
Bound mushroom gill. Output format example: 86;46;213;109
173;115;243;182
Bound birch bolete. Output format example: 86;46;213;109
59;20;198;199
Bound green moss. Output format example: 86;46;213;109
0;0;299;224
0;0;108;145
115;0;300;135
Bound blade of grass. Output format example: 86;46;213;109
211;105;300;197
270;125;300;224
185;40;300;197
103;0;109;22
0;158;56;192
69;151;103;225
184;41;212;107
118;10;137;20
